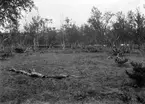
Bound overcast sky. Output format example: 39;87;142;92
20;0;144;30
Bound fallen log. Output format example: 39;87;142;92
46;74;69;79
8;68;69;79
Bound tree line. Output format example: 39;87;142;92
0;0;145;50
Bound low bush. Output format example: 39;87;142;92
126;61;145;87
83;45;99;53
14;47;25;53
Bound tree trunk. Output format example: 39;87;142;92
33;38;36;51
60;38;66;50
62;41;65;50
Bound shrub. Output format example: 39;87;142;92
126;61;145;87
14;47;25;53
83;45;99;53
130;61;143;69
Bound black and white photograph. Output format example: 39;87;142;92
0;0;145;104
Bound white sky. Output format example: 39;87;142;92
20;0;144;30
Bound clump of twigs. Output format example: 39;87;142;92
107;46;124;60
112;47;121;56
114;54;128;66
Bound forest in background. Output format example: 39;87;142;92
0;0;145;51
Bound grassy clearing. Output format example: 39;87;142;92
0;50;145;104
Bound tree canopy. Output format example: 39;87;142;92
0;0;34;28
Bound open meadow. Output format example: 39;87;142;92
0;49;145;104
1;0;145;104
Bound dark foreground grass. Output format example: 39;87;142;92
0;51;145;104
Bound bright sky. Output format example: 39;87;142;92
20;0;144;30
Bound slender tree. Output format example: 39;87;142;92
88;7;114;45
